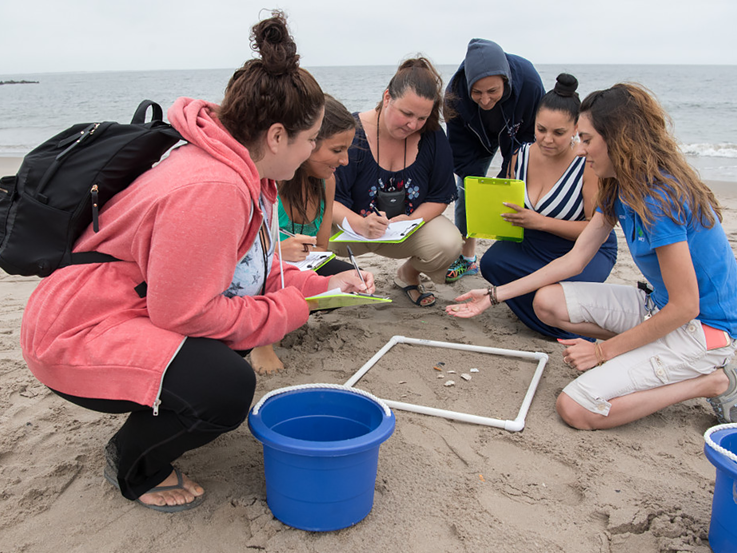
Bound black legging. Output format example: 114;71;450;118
51;337;256;500
316;256;353;276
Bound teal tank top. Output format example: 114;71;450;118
277;180;325;240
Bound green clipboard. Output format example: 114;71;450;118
329;219;424;244
464;176;525;242
306;290;392;311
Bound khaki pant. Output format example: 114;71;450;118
330;215;462;284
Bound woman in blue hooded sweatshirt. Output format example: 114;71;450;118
445;39;544;282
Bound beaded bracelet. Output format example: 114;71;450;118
486;285;500;306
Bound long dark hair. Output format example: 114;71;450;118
581;83;721;229
376;56;444;133
279;95;356;226
218;10;324;159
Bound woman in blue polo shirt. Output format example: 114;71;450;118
446;83;737;430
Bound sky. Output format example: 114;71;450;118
1;0;736;75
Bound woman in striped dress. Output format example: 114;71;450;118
479;74;617;339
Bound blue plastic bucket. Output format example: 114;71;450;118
704;424;737;553
248;385;395;532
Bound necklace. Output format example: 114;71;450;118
376;108;407;190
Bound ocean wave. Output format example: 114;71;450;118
680;143;737;158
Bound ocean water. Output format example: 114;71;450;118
1;64;736;181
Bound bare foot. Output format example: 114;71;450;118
138;469;204;508
250;344;284;375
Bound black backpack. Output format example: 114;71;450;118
0;100;183;277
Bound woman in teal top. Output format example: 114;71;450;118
251;95;355;374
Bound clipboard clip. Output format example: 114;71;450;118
399;222;418;237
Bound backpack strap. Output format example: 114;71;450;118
69;251;148;298
132;100;164;124
69;251;121;264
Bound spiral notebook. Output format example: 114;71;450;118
464;176;525;242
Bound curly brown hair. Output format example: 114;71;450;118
581;83;721;229
218;10;324;159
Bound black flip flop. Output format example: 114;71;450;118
104;454;205;513
394;278;436;307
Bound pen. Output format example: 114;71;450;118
345;245;367;290
279;228;314;252
371;205;383;217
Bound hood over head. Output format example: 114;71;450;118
464;38;512;101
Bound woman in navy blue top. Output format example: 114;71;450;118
481;74;617;340
333;57;462;307
448;83;737;430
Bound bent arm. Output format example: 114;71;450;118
518;164;599;241
497;211;614;302
448;212;614;318
597;241;700;362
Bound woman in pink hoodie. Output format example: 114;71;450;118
20;11;372;512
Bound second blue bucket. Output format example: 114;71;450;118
704;424;737;553
248;384;395;532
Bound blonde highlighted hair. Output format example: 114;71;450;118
580;83;720;229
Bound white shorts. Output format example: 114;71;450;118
559;281;736;416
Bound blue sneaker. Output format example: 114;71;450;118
445;255;479;283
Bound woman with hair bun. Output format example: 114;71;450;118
448;83;737;431
20;11;373;511
480;73;618;339
332;57;462;307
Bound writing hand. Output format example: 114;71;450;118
279;235;316;262
328;270;376;295
361;212;390;239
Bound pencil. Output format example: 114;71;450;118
279;228;314;252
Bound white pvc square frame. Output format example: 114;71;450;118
344;335;549;432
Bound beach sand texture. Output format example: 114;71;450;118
1;155;736;552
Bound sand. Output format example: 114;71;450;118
1;155;735;552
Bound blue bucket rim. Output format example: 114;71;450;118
704;425;737;476
248;385;395;457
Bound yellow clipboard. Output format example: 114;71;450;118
306;289;392;311
464;176;525;242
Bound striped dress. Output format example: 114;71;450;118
480;143;618;340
